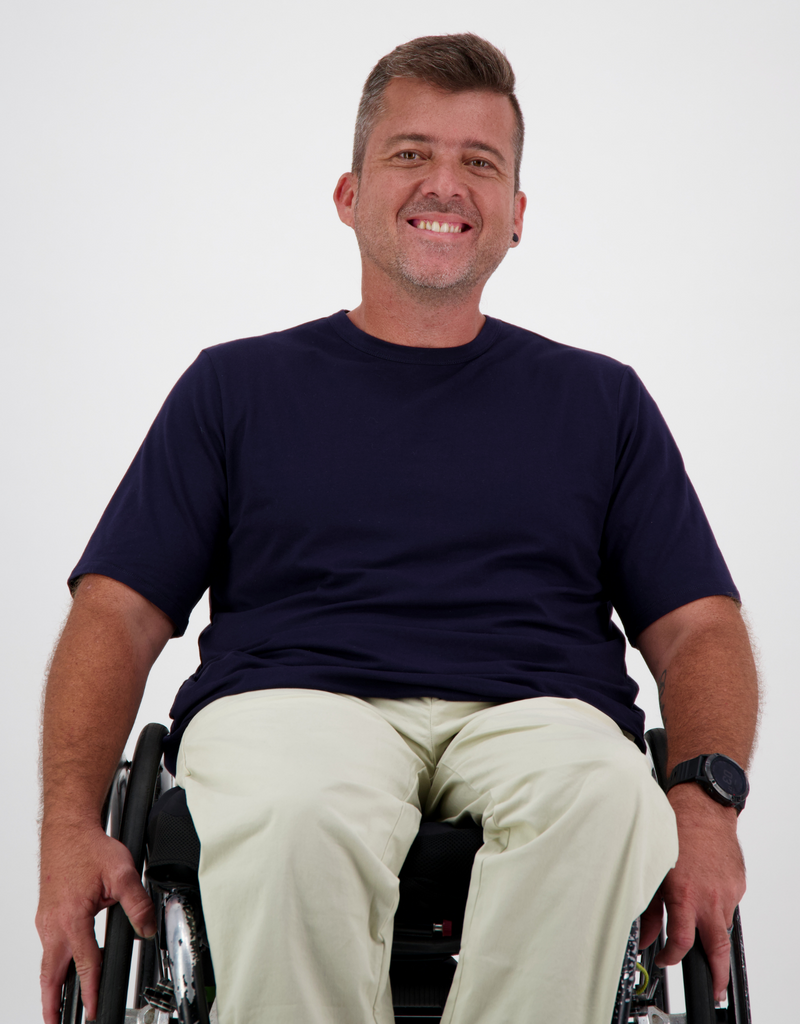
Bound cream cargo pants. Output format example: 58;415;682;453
176;691;678;1024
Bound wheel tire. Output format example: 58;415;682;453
681;931;717;1024
96;723;168;1024
726;907;752;1023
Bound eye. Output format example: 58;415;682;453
468;158;492;169
397;151;420;161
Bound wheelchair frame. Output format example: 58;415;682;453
59;723;752;1024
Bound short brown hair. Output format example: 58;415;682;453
352;33;524;192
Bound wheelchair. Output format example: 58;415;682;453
59;724;751;1024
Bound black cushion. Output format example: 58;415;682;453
145;788;483;952
146;786;201;888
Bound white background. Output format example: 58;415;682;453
3;2;797;1020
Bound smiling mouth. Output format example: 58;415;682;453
408;218;470;234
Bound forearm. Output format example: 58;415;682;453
638;595;759;772
41;574;173;829
636;595;759;998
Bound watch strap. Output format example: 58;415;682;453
667;756;708;789
667;753;748;812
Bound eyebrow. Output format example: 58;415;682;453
382;133;507;166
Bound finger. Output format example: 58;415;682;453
655;900;697;968
697;918;732;1003
40;944;73;1024
109;857;157;938
120;882;158;938
70;933;103;1022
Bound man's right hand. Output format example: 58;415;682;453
36;819;157;1024
37;576;174;1023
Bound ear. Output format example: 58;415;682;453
511;190;527;246
333;172;358;228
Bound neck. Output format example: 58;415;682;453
347;271;486;349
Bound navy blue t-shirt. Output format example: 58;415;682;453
71;311;738;772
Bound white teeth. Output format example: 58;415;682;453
414;220;462;234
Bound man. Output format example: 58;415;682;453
37;33;758;1024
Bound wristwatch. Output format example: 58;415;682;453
667;754;749;814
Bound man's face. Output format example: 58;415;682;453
335;78;526;301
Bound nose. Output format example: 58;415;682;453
420;155;466;201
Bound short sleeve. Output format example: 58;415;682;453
601;368;739;641
69;351;228;635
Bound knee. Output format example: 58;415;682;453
580;744;667;825
490;741;671;844
578;747;678;877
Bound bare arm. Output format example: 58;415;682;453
636;594;759;1001
36;574;174;1024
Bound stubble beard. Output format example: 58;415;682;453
353;201;510;304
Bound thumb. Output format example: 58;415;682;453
108;853;158;938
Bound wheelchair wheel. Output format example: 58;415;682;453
681;909;751;1024
59;753;131;1024
727;907;752;1023
682;929;717;1024
96;722;167;1024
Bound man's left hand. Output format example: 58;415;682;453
639;783;745;1003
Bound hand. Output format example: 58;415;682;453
36;819;157;1024
640;784;745;1003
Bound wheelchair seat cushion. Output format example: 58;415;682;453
145;786;201;888
144;788;484;953
395;821;483;938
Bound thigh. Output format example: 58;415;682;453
427;696;669;836
431;698;678;1024
176;690;428;1023
177;689;427;872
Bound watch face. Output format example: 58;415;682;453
707;755;748;798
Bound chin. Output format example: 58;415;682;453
396;253;502;296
